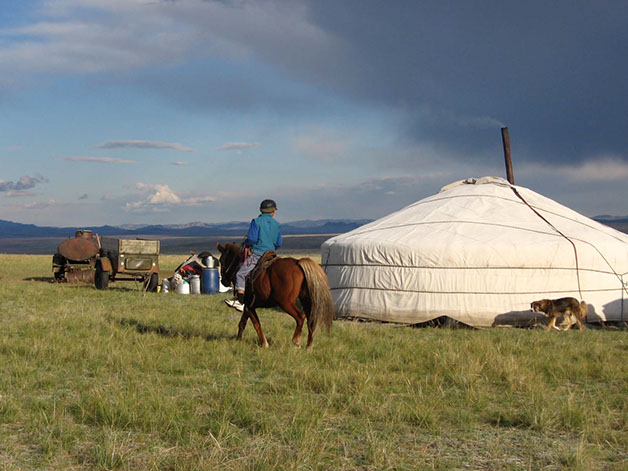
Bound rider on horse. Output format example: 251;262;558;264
225;199;282;312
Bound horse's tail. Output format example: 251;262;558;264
297;258;335;334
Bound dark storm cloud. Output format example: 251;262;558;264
132;1;627;165
128;60;340;118
39;0;625;168
296;0;628;164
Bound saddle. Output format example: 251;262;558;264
244;250;278;306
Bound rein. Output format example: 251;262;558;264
221;243;244;286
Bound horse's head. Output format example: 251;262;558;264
216;242;242;287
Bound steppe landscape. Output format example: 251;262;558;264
0;254;626;470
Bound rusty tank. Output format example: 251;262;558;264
52;230;100;284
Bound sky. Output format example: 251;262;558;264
1;0;627;227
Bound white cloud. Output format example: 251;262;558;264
9;198;56;210
97;140;196;152
309;174;448;195
3;190;36;197
0;4;193;76
57;156;138;164
170;161;189;166
134;183;181;204
216;142;260;152
125;182;217;212
0;0;330;80
182;195;218;205
519;156;628;182
563;156;628;181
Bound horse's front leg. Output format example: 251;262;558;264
247;307;269;348
237;311;249;340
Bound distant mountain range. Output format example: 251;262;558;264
0;218;373;239
592;215;628;223
1;215;627;239
591;215;628;234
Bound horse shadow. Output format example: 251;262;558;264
115;317;234;342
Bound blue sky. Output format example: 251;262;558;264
1;0;627;226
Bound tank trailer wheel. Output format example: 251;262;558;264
94;262;109;290
145;272;159;292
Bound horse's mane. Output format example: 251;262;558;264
224;242;242;255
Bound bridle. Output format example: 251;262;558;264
220;243;243;286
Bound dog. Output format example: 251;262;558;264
531;297;588;331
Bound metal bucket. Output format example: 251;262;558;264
189;275;201;294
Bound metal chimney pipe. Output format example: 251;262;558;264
501;127;515;185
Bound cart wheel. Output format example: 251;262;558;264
145;273;159;292
95;262;109;290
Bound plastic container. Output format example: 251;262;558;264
189;275;201;294
176;280;190;295
201;268;220;294
219;275;231;293
161;278;170;293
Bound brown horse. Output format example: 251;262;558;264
217;242;334;348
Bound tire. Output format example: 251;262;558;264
95;263;109;290
145;273;159;292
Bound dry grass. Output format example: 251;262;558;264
0;254;626;470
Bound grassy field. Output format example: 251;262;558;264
0;254;626;470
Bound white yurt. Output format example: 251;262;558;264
321;176;628;327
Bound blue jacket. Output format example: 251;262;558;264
246;213;282;255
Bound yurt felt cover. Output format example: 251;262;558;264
321;177;628;327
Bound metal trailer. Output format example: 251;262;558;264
97;237;160;291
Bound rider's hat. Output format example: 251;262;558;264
260;199;277;213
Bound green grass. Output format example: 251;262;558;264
0;254;626;470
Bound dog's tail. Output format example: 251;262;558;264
579;300;589;318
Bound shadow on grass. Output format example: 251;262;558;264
23;276;55;282
115;317;234;342
25;278;147;292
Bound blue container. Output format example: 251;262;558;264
201;268;220;294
